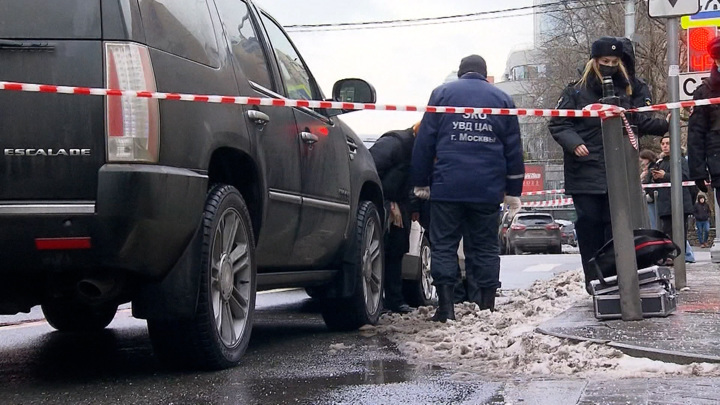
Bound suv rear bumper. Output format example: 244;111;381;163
0;164;207;278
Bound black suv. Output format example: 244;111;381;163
0;0;385;370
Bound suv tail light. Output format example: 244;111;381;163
510;224;526;231
545;223;560;231
105;42;159;162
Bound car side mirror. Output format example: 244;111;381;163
327;78;376;116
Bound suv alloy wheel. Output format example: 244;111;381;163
322;201;383;330
148;185;256;370
403;235;436;307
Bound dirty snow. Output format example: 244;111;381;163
367;270;720;378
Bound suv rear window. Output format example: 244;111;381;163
138;0;219;67
516;215;554;225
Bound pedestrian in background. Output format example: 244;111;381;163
652;134;693;265
688;37;720;203
412;54;524;322
548;37;668;294
369;123;421;314
694;195;711;248
639;149;658;229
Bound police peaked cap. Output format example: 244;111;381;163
590;37;623;59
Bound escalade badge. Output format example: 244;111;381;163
4;148;91;156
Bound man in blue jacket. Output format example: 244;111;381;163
411;55;524;322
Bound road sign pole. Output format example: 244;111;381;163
667;17;687;289
601;78;643;321
625;0;636;39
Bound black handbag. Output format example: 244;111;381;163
589;229;681;286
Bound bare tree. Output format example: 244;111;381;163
530;0;671;153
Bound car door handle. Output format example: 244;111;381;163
246;110;270;127
300;132;319;144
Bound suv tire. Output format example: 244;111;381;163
148;185;256;370
403;235;436;307
322;201;383;331
41;299;118;332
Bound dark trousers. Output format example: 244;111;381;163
383;220;410;309
573;194;613;283
429;201;500;296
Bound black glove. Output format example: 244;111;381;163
695;179;708;193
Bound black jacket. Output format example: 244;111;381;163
694;201;711;222
688;66;720;186
548;74;668;195
652;155;693;217
369;127;415;203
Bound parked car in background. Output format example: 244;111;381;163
556;219;577;247
504;212;562;254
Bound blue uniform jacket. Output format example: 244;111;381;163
410;73;525;204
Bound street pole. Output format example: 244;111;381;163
601;78;643;321
712;187;720;263
625;1;648;229
625;0;636;40
666;17;687;289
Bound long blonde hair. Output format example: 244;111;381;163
576;59;633;96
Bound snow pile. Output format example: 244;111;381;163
371;270;720;378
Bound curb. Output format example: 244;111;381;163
536;326;720;365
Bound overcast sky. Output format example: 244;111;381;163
254;0;535;137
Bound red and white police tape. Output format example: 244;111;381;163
520;181;703;196
0;80;705;118
0;80;715;116
522;198;574;208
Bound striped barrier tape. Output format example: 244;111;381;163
521;181;707;196
522;198;574;207
642;180;702;189
0;81;640;118
0;80;711;116
521;189;566;196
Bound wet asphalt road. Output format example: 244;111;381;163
0;254;581;405
0;289;500;405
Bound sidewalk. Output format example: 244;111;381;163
538;251;720;365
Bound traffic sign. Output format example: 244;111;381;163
649;0;700;18
679;71;709;100
682;1;720;28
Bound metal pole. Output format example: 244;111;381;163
625;138;651;229
712;187;720;263
654;190;660;229
625;1;644;228
602;82;643;321
666;17;686;289
625;0;636;40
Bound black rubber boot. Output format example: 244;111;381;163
431;285;456;322
478;288;496;312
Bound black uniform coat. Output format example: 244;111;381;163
548;74;668;195
369;128;415;204
688;66;720;186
